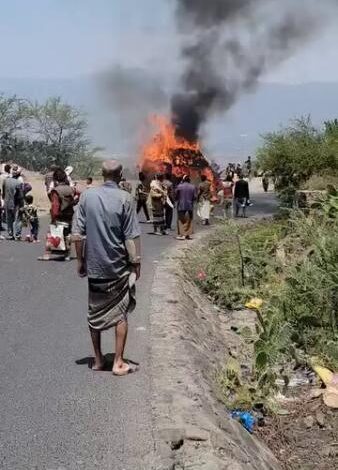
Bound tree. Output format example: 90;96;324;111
0;93;101;177
30;97;90;169
0;94;31;161
256;116;338;204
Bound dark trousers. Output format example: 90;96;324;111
136;199;150;221
30;220;39;241
14;209;23;238
6;208;15;237
165;203;173;230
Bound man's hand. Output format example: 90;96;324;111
77;260;87;278
131;263;141;281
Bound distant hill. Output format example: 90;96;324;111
1;77;338;162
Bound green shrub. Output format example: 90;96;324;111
186;199;338;405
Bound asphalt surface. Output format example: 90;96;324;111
0;187;277;470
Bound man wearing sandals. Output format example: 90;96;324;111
73;160;141;376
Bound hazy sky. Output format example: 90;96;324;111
1;0;338;83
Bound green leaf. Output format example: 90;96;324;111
255;351;269;371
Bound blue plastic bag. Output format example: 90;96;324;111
231;411;256;433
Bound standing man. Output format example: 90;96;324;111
2;168;24;240
136;172;151;223
73;160;141;376
11;166;25;239
163;172;174;231
45;164;58;194
175;175;197;240
234;174;250;218
245;156;252;179
150;174;167;235
0;164;11;235
86;177;93;189
197;174;212;225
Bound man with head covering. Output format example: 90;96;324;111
72;160;141;376
150;174;167;235
65;165;74;187
197;174;212;226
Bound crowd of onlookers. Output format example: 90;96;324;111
0;158;257;251
0;164;38;242
132;163;253;241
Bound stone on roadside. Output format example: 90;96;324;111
304;415;314;429
315;410;325;428
308;388;323;400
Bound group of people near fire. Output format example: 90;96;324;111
0;160;253;248
134;168;251;240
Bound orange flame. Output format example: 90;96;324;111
139;115;216;187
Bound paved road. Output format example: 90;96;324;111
0;187;277;470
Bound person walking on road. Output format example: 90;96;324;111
175;175;196;240
136;172;151;223
73;160;141;376
234;174;250;218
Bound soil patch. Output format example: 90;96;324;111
258;395;338;469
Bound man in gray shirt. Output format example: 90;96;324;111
2;168;24;240
73;160;141;376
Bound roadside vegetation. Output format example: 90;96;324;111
0;94;102;177
185;116;338;413
187;194;338;412
257;116;338;205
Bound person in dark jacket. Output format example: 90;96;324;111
234;175;250;218
175;175;197;240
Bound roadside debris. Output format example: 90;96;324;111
231;411;256;433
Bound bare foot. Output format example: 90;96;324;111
112;361;138;376
92;358;105;371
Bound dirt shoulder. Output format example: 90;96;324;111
149;231;281;469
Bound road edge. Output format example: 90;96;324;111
148;225;281;469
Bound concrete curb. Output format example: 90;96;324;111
148;224;281;469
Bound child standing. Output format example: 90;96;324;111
23;195;39;242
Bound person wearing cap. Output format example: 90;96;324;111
72;160;141;376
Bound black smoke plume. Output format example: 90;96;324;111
172;0;332;142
